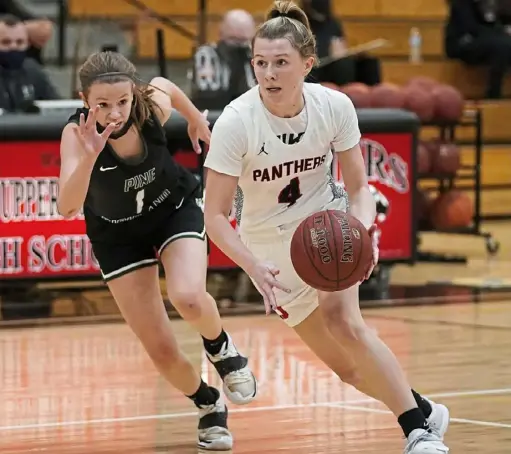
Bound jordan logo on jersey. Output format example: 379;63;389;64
258;143;267;155
253;155;326;182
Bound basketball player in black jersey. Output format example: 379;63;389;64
57;51;257;451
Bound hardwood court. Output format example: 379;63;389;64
1;298;511;453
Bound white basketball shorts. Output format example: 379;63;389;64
240;197;348;327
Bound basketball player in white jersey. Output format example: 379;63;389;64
203;2;450;453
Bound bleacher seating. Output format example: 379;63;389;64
68;0;511;143
69;0;448;19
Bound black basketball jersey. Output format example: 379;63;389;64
67;108;200;240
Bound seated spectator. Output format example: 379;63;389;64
445;0;511;99
0;14;59;113
301;0;381;87
0;0;52;65
190;9;256;111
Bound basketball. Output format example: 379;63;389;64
320;81;340;91
430;142;461;174
406;76;438;92
402;85;435;122
370;83;406;108
416;188;433;225
430;190;474;230
290;210;373;292
340;82;372;108
432;84;464;122
417;141;431;174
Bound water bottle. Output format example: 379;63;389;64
409;27;422;64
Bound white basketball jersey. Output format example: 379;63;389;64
204;83;361;236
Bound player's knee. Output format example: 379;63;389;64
324;312;369;346
169;289;207;321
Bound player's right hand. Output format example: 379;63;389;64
249;261;291;316
74;106;116;156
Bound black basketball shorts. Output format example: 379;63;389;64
91;197;206;282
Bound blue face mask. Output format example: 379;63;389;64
0;50;26;70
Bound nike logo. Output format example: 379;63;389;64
100;166;117;171
175;197;184;209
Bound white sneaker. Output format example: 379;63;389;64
404;429;449;453
197;391;233;451
426;399;450;440
206;332;257;405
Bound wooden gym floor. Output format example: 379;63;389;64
2;296;511;453
2;220;511;453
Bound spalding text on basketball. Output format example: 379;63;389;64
360;139;409;193
339;215;354;263
310;214;332;264
253;155;326;182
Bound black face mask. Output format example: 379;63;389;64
96;115;135;140
94;99;137;140
0;49;26;70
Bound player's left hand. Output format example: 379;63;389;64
187;109;211;154
362;224;380;281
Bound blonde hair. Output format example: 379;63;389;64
253;1;317;64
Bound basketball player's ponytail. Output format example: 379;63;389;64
265;0;312;31
255;1;317;65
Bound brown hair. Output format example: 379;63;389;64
78;51;161;128
253;1;317;65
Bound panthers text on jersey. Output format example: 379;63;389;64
204;83;361;236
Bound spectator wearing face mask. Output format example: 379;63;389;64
0;14;59;113
190;9;256;111
301;0;381;87
445;0;511;99
0;0;53;65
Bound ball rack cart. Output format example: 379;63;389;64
416;106;500;264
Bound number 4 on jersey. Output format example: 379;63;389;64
278;177;302;206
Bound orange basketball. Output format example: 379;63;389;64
340;82;372;108
370;83;406;108
430;190;473;230
430;142;461;174
406;76;438;92
402;85;435;122
417;141;431;174
320;82;340;91
290;210;373;292
431;84;464;122
416;189;434;224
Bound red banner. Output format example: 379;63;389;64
0;132;413;279
333;133;414;261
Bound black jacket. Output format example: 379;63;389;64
0;58;60;113
445;0;503;57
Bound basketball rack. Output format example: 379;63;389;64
416;107;500;264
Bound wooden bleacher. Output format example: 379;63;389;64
68;0;511;143
68;0;448;19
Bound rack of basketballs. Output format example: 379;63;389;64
322;76;500;260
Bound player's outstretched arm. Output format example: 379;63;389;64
57;107;115;218
148;77;211;152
